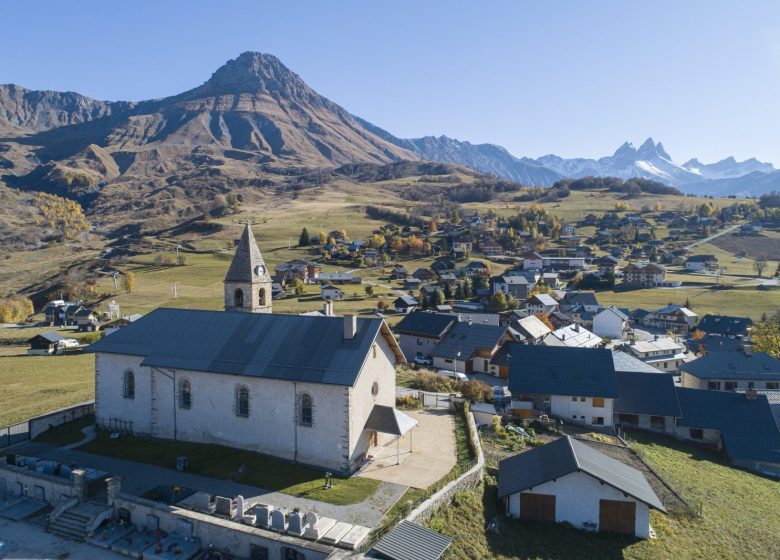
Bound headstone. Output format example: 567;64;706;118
190;492;212;512
303;516;336;540
320;521;353;545
146;514;159;532
235;495;246;516
255;505;273;528
270;509;287;531
175;519;193;539
304;512;319;527
215;496;233;517
287;511;304;535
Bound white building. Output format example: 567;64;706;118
627;337;689;372
498;436;665;538
88;224;410;474
543;324;602;349
320;284;344;301
592;307;628;340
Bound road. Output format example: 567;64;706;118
684;223;740;250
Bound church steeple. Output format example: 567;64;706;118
224;223;272;313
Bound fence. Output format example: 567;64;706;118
0;401;95;450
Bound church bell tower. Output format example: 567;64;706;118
224;223;272;313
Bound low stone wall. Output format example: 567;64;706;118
0;461;81;505
29;401;94;439
114;494;335;560
405;408;484;524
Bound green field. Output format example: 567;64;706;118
427;432;780;560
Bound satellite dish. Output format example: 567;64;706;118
254;265;266;276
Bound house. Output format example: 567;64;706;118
592;307;628;339
548;311;573;330
559;292;599;313
393;295;419;314
491;275;532;300
464;261;489;276
371;520;451;560
512;315;552;344
395;311;456;365
467;215;483;229
596;256;620;276
88;224;408;474
562;224;577;236
403;278;422;291
274;259;321;283
641;305;697;332
43;299;71;326
674;388;780;476
622;263;667;287
431;322;513;374
498;436;665;538
437;273;458;286
611;350;664;374
522;252;544;271
543;323;602;349
740;222;762;235
411;267;435;281
613;371;681;433
103;315;142;336
626;337;689;372
685;254;718;272
77;319;102;333
541;272;561;288
75;308;99;331
320;284;344;301
679;346;780;391
526;294;559;315
508;345;619;427
390;265;408;280
431;259;455;275
28;332;66;355
696;314;753;337
316;272;360;284
523;252;586;271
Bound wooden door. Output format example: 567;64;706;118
599;499;636;535
369;431;378;448
520;493;556;523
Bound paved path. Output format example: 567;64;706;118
0;516;126;560
683;223;740;250
10;441;406;528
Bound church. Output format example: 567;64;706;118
89;225;409;473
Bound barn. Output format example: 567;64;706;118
498;436;664;538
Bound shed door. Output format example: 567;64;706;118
599;499;636;535
520;493;556;523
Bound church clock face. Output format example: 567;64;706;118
254;265;266;276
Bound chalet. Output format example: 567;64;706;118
28;332;67;355
395;311;456;365
562;224;577;236
512;315;551;344
431;259;455;275
523;252;586;271
464;261;489;276
478;237;502;257
685;254;718;272
508;345;619;427
543;323;602;349
613;371;680;433
390;265;408;280
596;255;620;276
559;292;599;313
740;222;762;235
467;215;483;229
403;278;422;290
316;272;360;284
641;305;697;332
541;272;561;288
626;337;688;372
583;213;599;226
411;268;435;281
274;260;321;283
431;322;513;374
680;346;780;392
622;262;667;287
674;388;780;476
490;275;532;300
75;308;98;330
44;300;76;326
549;311;573;330
77;319;101;333
592;307;628;339
320;284;344;301
437;273;458;286
271;282;287;299
697;314;752;337
525;294;559;315
498;436;665;538
393;295;419;314
103;315;142;336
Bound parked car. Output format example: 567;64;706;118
437;369;468;382
414;356;433;367
493;386;511;405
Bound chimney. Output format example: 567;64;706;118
743;343;752;357
344;314;357;340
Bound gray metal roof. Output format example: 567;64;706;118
508;345;619;398
442;312;500;326
431;322;507;359
364;405;418;436
680;351;780;381
87;308;391;386
32;332;65;343
371;520;452;560
697;314;753;336
498;436;665;511
225;224;270;283
611;351;663;373
614;371;681;417
395;312;455;338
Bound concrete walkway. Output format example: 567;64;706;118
10;441;406;528
0;516;127;560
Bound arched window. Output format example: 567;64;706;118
123;370;135;399
235;385;249;417
300;394;313;426
179;379;191;409
259;287;266;305
234;288;244;308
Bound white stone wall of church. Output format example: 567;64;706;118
507;470;651;538
95;353;153;434
348;335;399;469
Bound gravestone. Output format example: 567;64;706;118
270;509;287;531
146;514;159;533
235;495;246;515
287;511;304;535
255;505;273;528
304;512;319;527
190;492;212;512
215;496;233;517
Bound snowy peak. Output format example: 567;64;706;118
681;155;774;180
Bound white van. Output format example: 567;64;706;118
437;369;468;382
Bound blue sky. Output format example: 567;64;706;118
2;1;779;164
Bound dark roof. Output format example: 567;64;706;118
74;308;94;317
442;312;500;326
697;315;753;336
686;334;742;354
225;224;270;283
676;388;780;464
431;322;507;359
614;371;681;417
30;332;65;343
507;345;619;398
395;312;455;338
686;254;717;262
371;520;451;560
560;291;599;308
497;436;664;511
492;342;512;367
87;308;392;386
394;295;419;307
680;351;780;381
364;405;417;436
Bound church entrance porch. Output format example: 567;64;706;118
356;409;456;489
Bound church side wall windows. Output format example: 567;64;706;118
179;378;192;409
235;384;250;417
299;393;313;426
123;370;135;399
